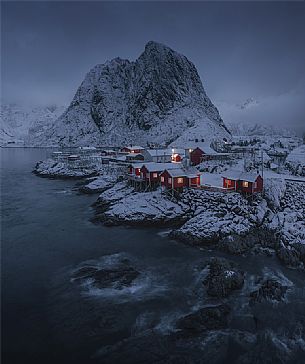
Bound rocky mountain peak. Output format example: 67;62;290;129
36;42;230;146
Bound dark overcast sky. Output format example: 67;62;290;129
1;1;305;129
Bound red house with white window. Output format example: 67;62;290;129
128;163;145;178
140;162;181;183
160;168;201;191
222;171;263;194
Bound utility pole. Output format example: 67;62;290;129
261;150;264;178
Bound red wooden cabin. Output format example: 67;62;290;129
128;163;145;178
160;168;200;190
140;163;181;183
222;171;263;194
190;147;204;166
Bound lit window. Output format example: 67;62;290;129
153;173;158;178
168;178;172;184
243;181;249;187
177;177;184;184
161;176;164;182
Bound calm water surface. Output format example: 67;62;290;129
1;148;305;364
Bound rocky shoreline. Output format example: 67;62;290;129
34;160;305;269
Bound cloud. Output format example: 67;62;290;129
216;88;305;133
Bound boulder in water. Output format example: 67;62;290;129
71;259;140;289
203;258;245;298
249;278;288;304
176;304;230;336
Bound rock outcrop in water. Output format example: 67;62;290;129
35;41;230;146
176;304;230;336
249;278;288;305
71;257;140;290
203;258;245;298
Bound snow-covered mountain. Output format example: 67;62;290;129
226;120;298;137
216;98;298;137
0;104;65;146
33;41;230;147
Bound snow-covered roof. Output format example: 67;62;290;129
166;168;188;177
129;162;145;169
171;148;186;155
163;167;198;178
239;172;261;182
146;149;172;157
222;170;261;182
126;153;144;157
270;162;278;169
123;145;145;150
143;162;182;172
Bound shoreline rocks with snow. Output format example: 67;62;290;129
34;159;98;179
90;178;305;268
79;175;116;194
94;184;191;227
170;190;267;247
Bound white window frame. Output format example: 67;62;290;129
168;178;172;184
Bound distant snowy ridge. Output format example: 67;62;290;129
0;104;65;146
216;99;299;137
227;120;298;138
32;41;230;147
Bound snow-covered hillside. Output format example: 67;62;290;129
0;104;65;146
33;41;230;147
217;99;299;137
285;144;305;176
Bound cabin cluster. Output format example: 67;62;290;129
128;162;200;193
222;171;263;194
51;142;264;196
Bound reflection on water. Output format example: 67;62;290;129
1;148;305;364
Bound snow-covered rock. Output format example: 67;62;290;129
33;41;230;147
264;178;286;209
34;159;98;179
171;190;257;245
94;185;190;226
105;190;189;226
285;145;305;176
276;182;305;246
